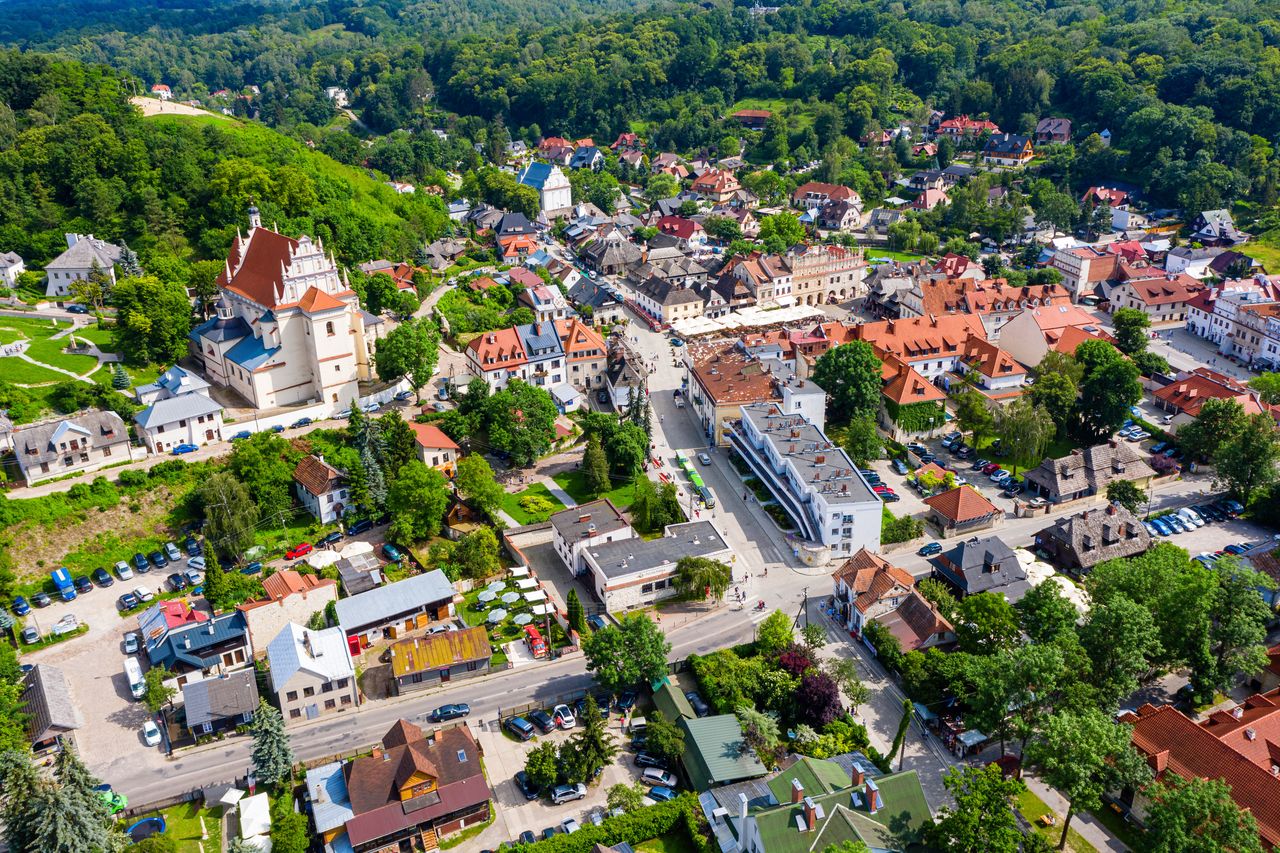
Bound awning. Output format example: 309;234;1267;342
509;566;530;577
958;730;987;747
531;604;554;616
913;702;937;722
524;590;548;603
514;578;537;590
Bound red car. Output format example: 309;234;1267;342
285;542;313;560
872;484;895;494
981;463;1001;475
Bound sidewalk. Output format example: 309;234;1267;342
1023;775;1130;852
540;476;577;508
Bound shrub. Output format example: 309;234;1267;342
882;507;924;544
514;794;711;853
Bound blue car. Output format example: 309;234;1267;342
65;304;89;314
240;561;263;575
1224;544;1248;555
11;596;30;616
382;544;403;563
586;614;607;631
917;542;943;557
270;424;286;433
291;417;312;429
1150;517;1173;536
171;443;198;455
648;786;678;802
230;430;252;441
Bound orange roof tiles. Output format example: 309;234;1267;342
961;336;1025;379
554;317;606;360
408;422;460;451
1049;323;1115;355
687;340;781;406
240;570;337;611
293;454;345;497
219;227;300;307
852;314;987;363
297;286;347;313
881;359;947;405
467;327;527;369
1152;367;1265;417
1122;278;1203;307
923;485;1000;523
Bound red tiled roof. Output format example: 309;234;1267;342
937;115;1000;134
878;590;953;651
408;422;460;451
656;216;705;240
691;169;740;195
1152;368;1264;417
554;317;606;359
219;228;300;307
466;327;528;370
1083;186;1129;207
732;109;772;119
852;314;987;364
293;455;345;497
297;286;346;313
1049;323;1115;355
923;486;1000;523
1121;278;1202;307
831;548;915;614
881;359;946;405
934;253;976;277
239;570;335;611
1125;703;1280;848
791;182;858;204
961;336;1025;379
507;267;542;288
157;599;207;629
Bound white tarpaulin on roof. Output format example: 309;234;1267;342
339;541;373;557
239;793;272;838
509;566;530;577
669;304;825;338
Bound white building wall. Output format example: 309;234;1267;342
142;410;225;454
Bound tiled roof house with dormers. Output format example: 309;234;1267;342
189;205;372;412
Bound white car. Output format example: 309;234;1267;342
133;586;155;603
561;818;581;835
142;720;162;747
697;452;712;465
1178;508;1205;528
114;560;134;581
552;704;576;729
187;555;206;570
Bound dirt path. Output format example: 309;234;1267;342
129;96;230;120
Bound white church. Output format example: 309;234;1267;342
189;206;372;411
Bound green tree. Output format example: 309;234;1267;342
823;656;870;714
484;380;557;465
916;578;959;623
673;555;732;602
888;698;913;769
1248;372;1280;405
630;473;658;532
994;397;1053;474
1028;370;1079;438
0;753;41;852
249;699;295;787
1105;480;1147;516
1194;558;1274;700
228;432;300;522
812;342;883;424
756;610;794;655
582;612;671;691
453;454;504;519
1079;595;1162;709
582;434;612;496
1215;412;1280;504
840;415;883;467
109;274;193;365
1015;581;1079;644
655;481;682;528
386;460;450;545
566;589;586;635
954;390;996;449
564;695;618;782
954;592;1020;655
821;843;871;853
1073;339;1142;443
524;740;560;789
801;622;827;651
48;747;123;851
1024;708;1151;849
374;318;440;400
142;665;177;713
454;527;500;578
606;781;647;813
758;211;805;250
1111;307;1152;356
1178;398;1249;463
925;765;1025;853
1144;774;1263;853
270;793;311;853
198;471;259;560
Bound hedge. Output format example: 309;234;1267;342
884;399;945;433
515;794;711;853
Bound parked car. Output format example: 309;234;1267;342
334;409;353;419
361;402;381;413
74;575;93;594
685;691;710;717
648;786;678;803
92;567;114;587
346;519;373;536
518;831;536;846
381;543;403;563
552;704;576;729
164;542;182;562
171;443;198;455
65;303;89;314
529;709;556;734
1224;544;1249;555
586;614;607;631
285;542;313;560
132;552;150;573
892;459;909;475
1150;517;1173;536
1027;497;1049;509
148;551;168;569
616;691;637;712
317;531;342;547
142;721;162;747
269;424;286;433
989;469;1010;482
641;768;678;787
118;592;139;610
167;573;188;591
31;592;51;608
1150;442;1168;454
291;417;313;429
1143;521;1162;537
634;751;666;769
561;817;581;835
542;827;558;841
918;453;937;464
20;625;39;644
551;784;587;805
1177;508;1205;528
133;586;155;603
187;555;206;571
955;446;974;459
505;717;535;740
917;542;943;557
514;771;540;800
429;704;471;722
123;632;140;654
184;569;203;586
230;430;252;441
11;596;30;616
184;536;200;557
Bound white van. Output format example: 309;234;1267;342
123;657;146;700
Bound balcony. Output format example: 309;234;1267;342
727;423;820;542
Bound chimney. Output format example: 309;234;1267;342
803;796;817;830
182;636;191;649
791;778;805;803
1246;728;1258;741
1232;707;1244;720
578;513;591;523
851;766;865;788
372;747;383;760
738;792;749;827
865;778;882;814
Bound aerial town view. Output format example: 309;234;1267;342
2;0;1280;851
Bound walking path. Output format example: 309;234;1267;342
15;351;82;380
540;476;577;508
1024;775;1130;851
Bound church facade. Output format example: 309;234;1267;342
189;207;371;411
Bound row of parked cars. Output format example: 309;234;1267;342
1144;498;1244;541
858;468;900;502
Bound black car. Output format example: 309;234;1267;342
429;703;471;722
346;519;373;537
917;542;943;557
319;531;343;547
918;453;937;464
92;567;115;587
574;694;611;720
118;592;139;610
518;831;536;845
184;536;201;557
514;770;540;800
596;390;609;404
73;575;93;594
685;691;710;717
634;751;667;769
955;446;973;459
31;592;51;608
615;691;637;712
528;709;556;734
630;733;647;750
149;550;168;569
167;572;188;591
133;552;150;573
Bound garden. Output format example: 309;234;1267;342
499;483;566;524
458;575;572;664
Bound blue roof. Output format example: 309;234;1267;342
516;322;564;358
225;334;280;371
570;146;602;168
518;162;554;190
147;612;248;671
190;315;251;345
135;393;223;430
527;249;552;268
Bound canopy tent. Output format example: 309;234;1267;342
514;578;538;590
524;590;548;603
338;540;373;557
238;793;271;838
486;580;507;592
531;604;554;616
509;566;530;578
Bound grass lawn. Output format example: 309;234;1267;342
0;315;70;339
1247;233;1280;273
552;468;636;510
500;483;566;525
730;97;814;129
636;831;700;853
971;433;1074;478
25;335;100;374
865;249;926;263
71;323;117;349
1;358;70;384
1090;802;1144;850
156;802;223;852
1016;789;1093;853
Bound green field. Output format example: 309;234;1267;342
24;335;99;374
70;323;117;349
864;249;926;263
499;483;566;525
1016;789;1094;853
729;97;814;130
552;468;636;510
1;358;69;384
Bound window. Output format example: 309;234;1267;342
457;750;468;762
287;691;298;701
303;686;315;697
326;321;335;336
340;694;352;705
324;699;336;710
290;709;301;719
641;583;654;593
335;364;341;373
322;681;334;693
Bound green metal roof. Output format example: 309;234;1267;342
766;755;855;804
679;714;767;791
750;770;932;853
652;677;696;721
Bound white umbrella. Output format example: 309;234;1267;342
487;580;507;592
306;550;340;570
340;540;373;557
513;613;533;625
509;566;530;578
524;590;548;603
531;604;554;616
501;592;520;605
487;608;508;623
514;578;537;590
477;590;497;603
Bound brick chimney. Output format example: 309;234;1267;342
851;766;864;788
865;778;882;814
803;796;817;830
791;778;805;803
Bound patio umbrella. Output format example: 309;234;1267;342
513;613;533;625
477;590;497;603
306;550;340;570
524;590;548;603
509;566;530;578
486;608;508;623
340;540;373;557
487;580;507;592
501;591;521;605
531;603;554;616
